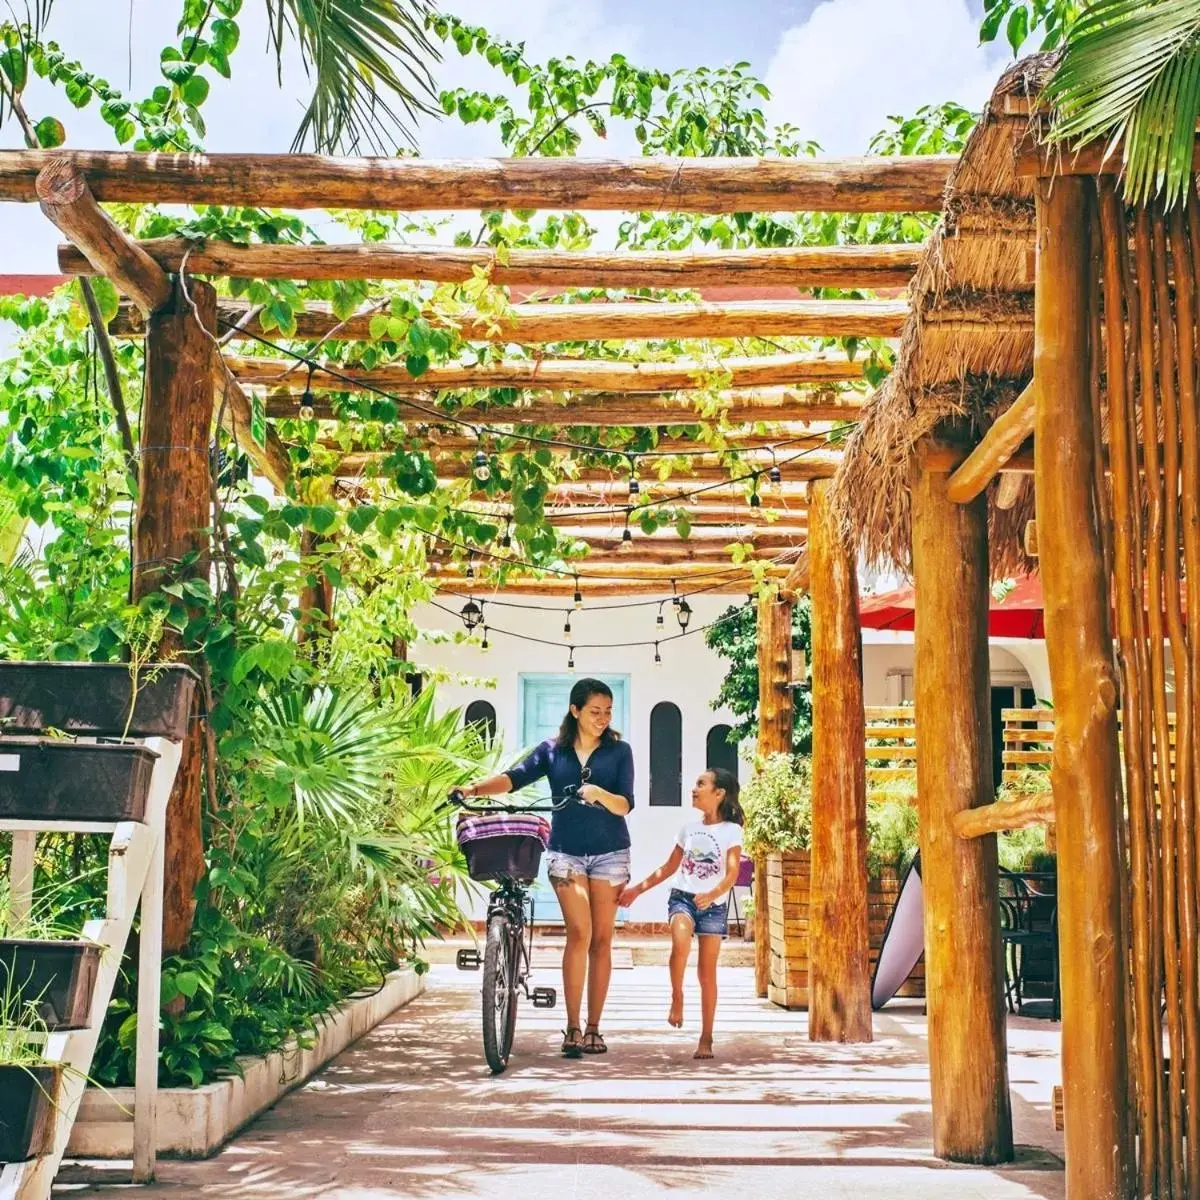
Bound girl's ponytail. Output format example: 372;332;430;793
711;767;744;825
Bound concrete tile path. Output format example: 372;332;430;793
59;965;1065;1199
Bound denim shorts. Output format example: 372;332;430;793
546;848;631;886
668;887;729;937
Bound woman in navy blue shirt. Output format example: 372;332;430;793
461;678;634;1058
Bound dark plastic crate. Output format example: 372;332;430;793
0;940;101;1031
0;740;159;823
0;1065;59;1162
0;662;198;741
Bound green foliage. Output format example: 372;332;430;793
703;600;812;752
741;753;920;873
1045;0;1200;209
979;0;1082;52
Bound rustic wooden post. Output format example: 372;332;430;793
754;588;793;998
297;528;336;644
911;459;1013;1163
807;481;872;1041
1034;175;1134;1199
133;275;216;954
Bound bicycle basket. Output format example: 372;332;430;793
455;812;551;883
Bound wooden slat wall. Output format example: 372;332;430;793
864;704;917;789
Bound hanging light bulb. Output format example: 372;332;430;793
563;612;573;640
465;551;476;580
481;625;490;652
473;447;490;482
654;642;662;665
623;526;633;543
298;365;315;420
573;576;583;609
749;479;762;509
656;602;665;631
500;520;512;550
768;461;782;486
628;455;640;497
460;599;483;632
676;598;693;632
568;646;575;670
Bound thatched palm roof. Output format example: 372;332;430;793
832;56;1055;577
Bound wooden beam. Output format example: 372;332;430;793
2;149;956;212
133;276;213;953
540;504;809;526
211;363;292;493
36;159;172;314
952;792;1054;839
325;432;833;458
83;239;925;291
113;296;907;344
1015;134;1200;180
227;353;866;393
340;456;841;482
994;471;1025;510
945;382;1035;504
912;462;1014;1164
265;388;867;426
922;440;1035;475
431;564;789;585
432;577;766;597
807;480;872;1043
1033;174;1133;1197
781;549;810;598
755;589;794;998
559;527;806;545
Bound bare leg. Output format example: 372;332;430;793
668;914;693;1027
585;876;621;1032
554;874;592;1047
695;934;721;1059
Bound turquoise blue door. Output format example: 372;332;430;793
517;673;630;924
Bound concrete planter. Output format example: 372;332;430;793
67;966;425;1159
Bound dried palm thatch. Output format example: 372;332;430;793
832;55;1055;577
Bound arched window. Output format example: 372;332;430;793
649;702;683;807
464;699;497;747
706;724;739;781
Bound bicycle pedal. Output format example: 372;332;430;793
456;948;482;971
531;987;557;1008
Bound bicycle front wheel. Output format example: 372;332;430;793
482;913;518;1073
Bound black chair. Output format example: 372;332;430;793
999;868;1060;1020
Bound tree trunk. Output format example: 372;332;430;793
1033;175;1133;1199
807;481;872;1042
911;461;1014;1164
754;589;793;998
133;276;216;955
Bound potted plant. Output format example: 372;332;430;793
742;753;923;1010
0;977;60;1162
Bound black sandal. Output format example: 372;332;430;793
561;1026;584;1058
582;1028;608;1055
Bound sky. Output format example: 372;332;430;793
0;0;1013;276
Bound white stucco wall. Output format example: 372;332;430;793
413;592;751;924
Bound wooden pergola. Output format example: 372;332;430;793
2;137;1067;1176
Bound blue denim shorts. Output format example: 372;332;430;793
546;848;631;886
668;887;729;937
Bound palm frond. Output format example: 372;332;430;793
1044;0;1200;207
264;0;441;154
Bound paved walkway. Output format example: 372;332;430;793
60;966;1065;1200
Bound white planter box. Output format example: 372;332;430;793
67;966;425;1159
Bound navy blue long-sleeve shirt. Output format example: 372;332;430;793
504;737;635;855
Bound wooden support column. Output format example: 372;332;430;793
807;481;872;1042
912;460;1013;1164
754;588;793;998
1033;175;1133;1199
133;276;216;954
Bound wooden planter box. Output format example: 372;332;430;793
0;1064;60;1162
0;740;158;823
0;940;102;1031
0;661;198;741
765;849;926;1010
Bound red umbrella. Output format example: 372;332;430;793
860;574;1044;639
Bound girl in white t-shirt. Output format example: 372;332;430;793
620;768;744;1059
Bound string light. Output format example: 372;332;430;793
628;455;640;498
500;519;512;550
573;576;583;609
460;598;484;632
656;602;665;632
622;512;633;543
298;365;315;421
481;625;490;651
654;642;662;665
563;612;572;640
768;449;782;486
465;551;476;580
568;646;576;670
473;444;490;483
749;476;762;508
676;598;693;632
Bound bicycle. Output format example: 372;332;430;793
448;786;581;1074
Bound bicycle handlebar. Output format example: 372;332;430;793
448;787;580;814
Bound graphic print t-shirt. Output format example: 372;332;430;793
673;820;743;895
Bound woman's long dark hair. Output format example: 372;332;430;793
710;767;744;825
556;678;620;748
